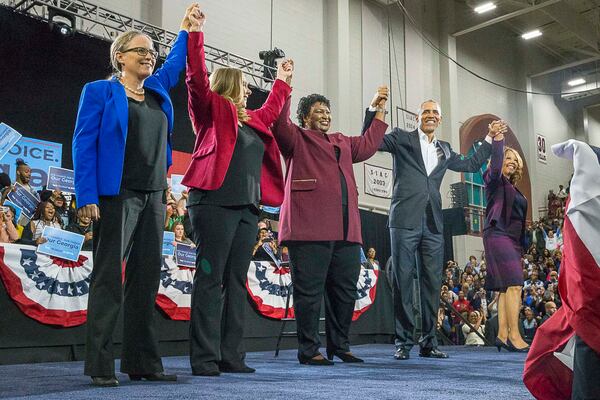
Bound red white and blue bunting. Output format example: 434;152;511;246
0;244;379;326
0;244;91;327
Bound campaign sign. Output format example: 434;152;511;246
0;136;62;190
163;231;176;256
47;166;75;193
3;200;22;222
170;174;186;195
37;227;85;262
175;244;196;268
0;123;23;161
7;183;40;219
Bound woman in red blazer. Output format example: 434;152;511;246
181;11;292;376
272;85;389;365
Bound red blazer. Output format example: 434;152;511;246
272;97;388;244
181;32;290;206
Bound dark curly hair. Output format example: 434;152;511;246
296;94;330;128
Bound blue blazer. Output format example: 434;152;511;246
73;31;189;208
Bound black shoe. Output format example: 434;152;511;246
495;338;509;352
326;350;364;363
91;376;119;387
128;372;177;382
419;348;449;358
217;362;256;373
506;339;530;353
298;353;334;366
393;348;410;360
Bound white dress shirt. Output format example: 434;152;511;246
418;128;440;176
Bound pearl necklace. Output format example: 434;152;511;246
119;79;144;96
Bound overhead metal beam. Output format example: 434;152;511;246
541;2;600;53
529;56;600;78
452;0;563;37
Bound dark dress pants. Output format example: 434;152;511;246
187;204;259;373
390;212;443;351
287;241;361;359
85;189;165;377
572;335;600;400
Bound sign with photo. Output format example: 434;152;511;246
396;107;418;132
364;163;393;199
536;134;547;164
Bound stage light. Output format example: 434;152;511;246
474;2;496;14
49;9;76;37
522;30;542;40
258;48;285;80
568;78;586;87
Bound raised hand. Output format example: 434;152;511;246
188;5;206;32
488;120;508;140
277;59;294;85
370;86;389;108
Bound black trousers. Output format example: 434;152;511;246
187;204;259;373
287;241;361;359
390;211;443;351
572;335;600;400
85;189;165;377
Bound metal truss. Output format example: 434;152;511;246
1;0;275;89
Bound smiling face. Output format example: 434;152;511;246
43;202;55;221
116;34;156;80
304;102;331;133
418;101;442;134
502;149;519;178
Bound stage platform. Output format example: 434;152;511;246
0;344;532;400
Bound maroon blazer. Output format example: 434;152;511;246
181;32;291;206
272;97;388;244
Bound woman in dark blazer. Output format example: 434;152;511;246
72;5;199;387
181;10;292;376
482;126;530;352
271;86;389;365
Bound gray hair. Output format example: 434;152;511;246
109;30;151;75
416;99;442;120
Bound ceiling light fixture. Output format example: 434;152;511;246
474;2;496;14
568;78;586;87
522;30;542;40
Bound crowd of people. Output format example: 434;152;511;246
437;185;567;347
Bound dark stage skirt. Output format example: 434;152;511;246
483;228;524;291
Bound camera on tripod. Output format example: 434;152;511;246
258;47;285;80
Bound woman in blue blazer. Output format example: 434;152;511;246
72;4;200;387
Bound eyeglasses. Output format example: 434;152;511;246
120;47;158;59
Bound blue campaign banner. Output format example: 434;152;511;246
7;183;40;219
162;231;175;256
47;166;75;193
175;243;196;268
3;200;22;222
37;227;85;262
0;136;62;190
0;123;23;161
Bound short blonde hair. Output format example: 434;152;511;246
110;30;151;75
210;67;250;123
504;146;524;184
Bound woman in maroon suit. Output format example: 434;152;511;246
181;10;293;376
482;125;530;352
272;85;389;365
